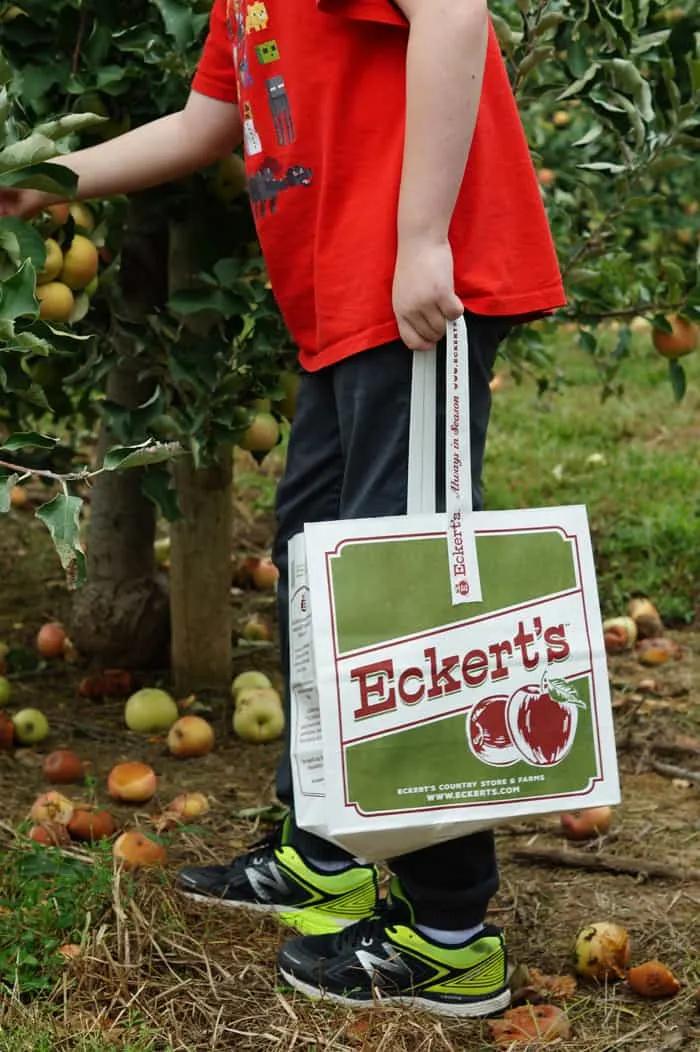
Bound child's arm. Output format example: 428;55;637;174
0;92;242;219
391;0;489;351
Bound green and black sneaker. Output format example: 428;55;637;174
176;819;379;936
277;878;510;1018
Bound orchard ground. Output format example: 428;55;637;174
0;333;699;1051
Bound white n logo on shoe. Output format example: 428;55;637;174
356;943;409;981
246;860;288;901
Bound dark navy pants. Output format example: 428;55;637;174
271;313;511;928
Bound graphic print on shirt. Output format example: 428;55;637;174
256;39;280;65
246;1;269;33
227;0;253;88
249;157;313;219
242;101;263;156
267;75;295;145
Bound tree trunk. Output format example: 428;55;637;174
70;197;170;668
170;452;233;694
167;218;233;695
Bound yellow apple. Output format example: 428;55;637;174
59;235;99;290
37;239;64;285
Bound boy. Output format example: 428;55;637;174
1;0;565;1018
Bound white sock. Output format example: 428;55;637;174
416;922;484;946
308;858;351;873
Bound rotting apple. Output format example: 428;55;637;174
467;695;519;766
241;613;273;642
166;715;215;758
602;616;637;654
636;637;682;666
12;707;50;745
627;597;663;639
0;712;15;751
43;749;85;785
29;822;71;847
506;675;585;767
29;791;74;825
124;687;179;734
627;960;680;998
113;830;167;870
107;762;157;803
574;922;631;981
560;806;613;841
68;805;116;843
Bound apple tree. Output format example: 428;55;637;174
0;3;293;691
490;0;699;398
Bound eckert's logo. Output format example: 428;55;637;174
349;618;570;721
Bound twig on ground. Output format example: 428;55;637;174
509;845;700;882
649;760;700;786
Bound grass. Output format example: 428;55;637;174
486;330;700;622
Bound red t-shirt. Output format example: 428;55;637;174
193;0;565;370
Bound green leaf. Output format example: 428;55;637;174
0;260;38;321
0;474;20;514
0;431;59;453
102;440;183;472
0;162;78;196
152;0;197;49
33;113;107;141
141;464;182;522
0;134;57;173
547;676;586;709
34;493;86;589
0;217;46;270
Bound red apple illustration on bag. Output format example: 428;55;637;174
467;694;520;767
506;673;586;767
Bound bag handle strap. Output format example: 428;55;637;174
406;316;482;604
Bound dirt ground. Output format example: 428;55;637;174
0;502;699;1051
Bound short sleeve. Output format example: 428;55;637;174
316;0;407;28
192;0;238;103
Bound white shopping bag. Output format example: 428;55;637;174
289;317;620;862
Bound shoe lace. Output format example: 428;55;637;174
228;823;284;869
335;900;394;951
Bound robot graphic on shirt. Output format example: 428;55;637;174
249;157;313;218
267;75;295;146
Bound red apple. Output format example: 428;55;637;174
251;557;279;590
36;621;67;659
43;749;85;785
68;806;116;843
467;695;519;766
506;676;585;767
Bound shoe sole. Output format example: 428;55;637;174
278;969;512;1019
177;890;353;936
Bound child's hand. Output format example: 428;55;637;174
0;187;44;219
392;237;463;351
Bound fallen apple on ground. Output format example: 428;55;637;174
124;687;179;734
107;762;158;803
29;791;74;825
29;822;71;847
43;749;85;785
154;791;211;831
0;712;15;751
233;688;284;743
68;806;116;843
251;557;279;590
12;707;50;744
488;1004;571;1046
113;830;167;869
36;621;66;659
627;597;663;639
241;613;273;642
602;616;637;654
574;922;630;981
627;960;680;998
232;670;272;698
636;637;682;666
167;715;215;758
560;806;613;841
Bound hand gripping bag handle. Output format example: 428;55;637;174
406;316;482;604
